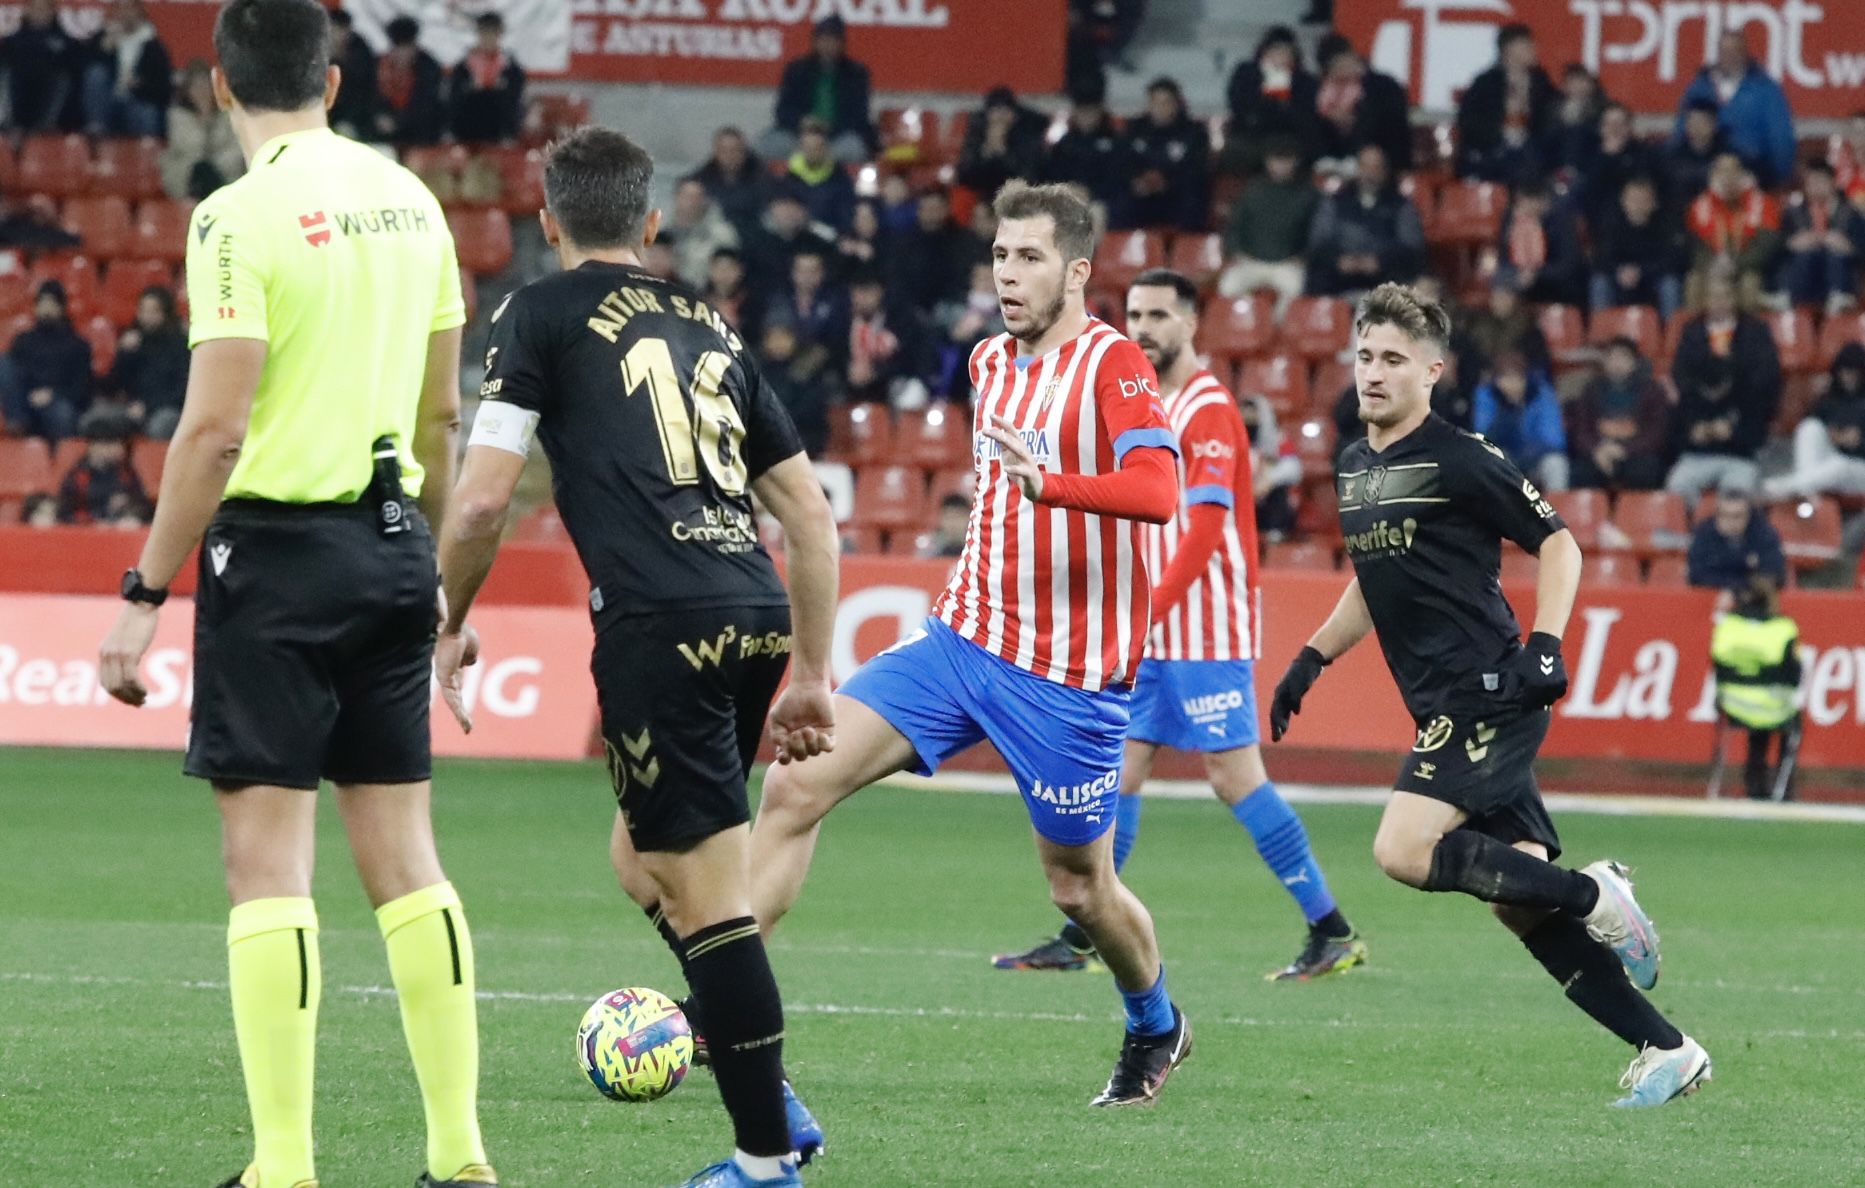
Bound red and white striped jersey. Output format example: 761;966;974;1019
932;321;1177;691
1145;368;1261;662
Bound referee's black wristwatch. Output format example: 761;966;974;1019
120;568;169;607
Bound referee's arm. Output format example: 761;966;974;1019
100;338;267;704
412;325;465;537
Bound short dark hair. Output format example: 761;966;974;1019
214;0;330;114
1498;22;1533;51
1356;283;1452;354
328;7;351;28
1603;334;1639;356
940;492;971;513
992;179;1097;266
476;12;503;32
386;15;419;45
1131;268;1198;312
1804;157;1836;178
544;127;655;250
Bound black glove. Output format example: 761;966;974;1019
1504;631;1568;707
1269;646;1330;742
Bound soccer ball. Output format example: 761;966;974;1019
576;987;694;1103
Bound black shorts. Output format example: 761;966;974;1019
185;499;437;790
1394;698;1562;860
594;604;793;853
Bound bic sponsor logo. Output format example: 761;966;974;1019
1027;769;1119;814
1343;517;1419;558
1115;375;1159;399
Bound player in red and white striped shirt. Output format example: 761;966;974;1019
997;271;1366;982
753;183;1193;1107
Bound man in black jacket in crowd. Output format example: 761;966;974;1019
764;16;874;164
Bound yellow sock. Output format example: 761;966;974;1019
227;897;320;1188
378;881;488;1180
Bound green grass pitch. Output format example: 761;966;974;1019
2;748;1861;1185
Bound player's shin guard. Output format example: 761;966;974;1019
227;897;320;1187
680;917;790;1158
377;882;488;1180
1521;914;1685;1050
1232;782;1339;924
1423;831;1599;915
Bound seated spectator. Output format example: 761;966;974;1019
1779;160;1863;315
1115;77;1210;232
1667;269;1780;501
1310;34;1411;174
161;60;245;200
1455;23;1557;182
931;261;1004;397
1568;336;1673;490
779;249;849;359
1581;102;1656;231
2;281;90;444
0;193;80;251
1687;478;1786;592
1304;143;1423;297
1830;111;1865;206
1067;0;1143;82
687;127;771;238
664;178;739;291
887;189;974;315
846;269;927;406
1764;342;1865;500
764;16;873;164
1;0;81;132
1473;351;1568;491
756;318;838;456
1224;26;1317;173
743;191;836;294
1685;152;1781;310
1548;64;1605;181
837;198;887;274
1590;174;1687;320
1237;392;1301;541
80;0;170;137
1676;29;1796;189
1217;137;1316;315
921;491;972;558
1041;83;1128;214
1664;99;1726;216
327;8;379;141
20;493;59;528
101;285;188;439
1459;275;1551;384
702;247;759;332
374;16;444;146
448;12;524;144
1495;177;1586;306
781;117;857;233
54;415;148;527
956;86;1046;200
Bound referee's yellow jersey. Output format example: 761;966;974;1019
185;127;466;503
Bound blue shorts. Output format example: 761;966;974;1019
1127;657;1260;753
839;618;1129;847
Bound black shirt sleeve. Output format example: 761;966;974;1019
738;352;806;481
481;288;553;414
1451;432;1566;554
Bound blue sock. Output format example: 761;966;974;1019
1119;966;1175;1037
1232;782;1338;925
1111;792;1143;873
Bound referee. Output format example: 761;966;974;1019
96;3;495;1186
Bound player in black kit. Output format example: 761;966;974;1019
435;129;835;1188
1268;284;1712;1109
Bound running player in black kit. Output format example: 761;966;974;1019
434;129;835;1187
1268;284;1712;1109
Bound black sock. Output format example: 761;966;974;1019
1423;831;1599;915
1312;908;1352;939
643;901;705;1035
1521;914;1684;1050
1058;920;1093;951
680;917;790;1158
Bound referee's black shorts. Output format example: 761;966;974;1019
1393;694;1562;860
185;499;437;790
593;604;793;853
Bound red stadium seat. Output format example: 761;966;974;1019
1198;291;1277;362
1236;353;1309;419
1166;233;1224;290
17;134;92;198
840;525;887;555
129;200;191;264
894;403;972;470
1768;497;1842;573
1310;359;1354;415
1586;552;1640;586
928;466;976;509
61;196;134;260
1645;554;1688;586
827;401;894;467
447;208;514;276
482;146;545;215
521;93;590;148
850;465;928;531
1091;230;1165;291
0;437;53;499
1766;308;1820;375
1295;474;1339;539
50;437;87;478
131;439;167;493
28;254;99;321
97;259;173;327
1548;488;1608;551
1537;304;1589;371
1261;539;1338;571
876;106;937;163
1280;296;1354;363
886;528;934;557
1817;310;1865;368
1499;549;1540;584
1588;305;1663;362
90;138;164;201
0;139;16;191
1291;416;1336;483
935;111;970;165
0;272;32;321
81;314;117;375
1610;490;1689;558
1431;180;1506;246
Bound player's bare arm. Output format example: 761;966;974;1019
99;337;266;706
751;452;840;764
1532;528;1582;639
434;443;526;731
